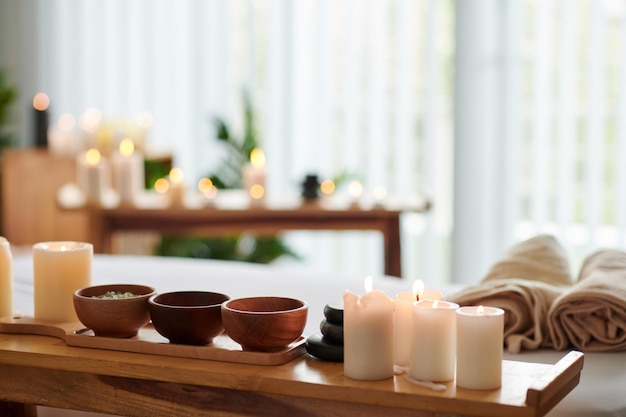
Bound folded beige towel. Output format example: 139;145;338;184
450;235;573;353
547;249;626;352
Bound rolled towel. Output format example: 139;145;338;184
482;235;573;286
547;249;626;352
450;235;572;353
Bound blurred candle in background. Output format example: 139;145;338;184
32;92;50;148
348;180;363;208
79;108;102;149
48;113;78;156
243;148;267;204
0;237;13;318
167;167;186;207
198;177;217;206
33;242;93;322
77;148;110;206
111;138;145;206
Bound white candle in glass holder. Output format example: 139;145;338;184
456;306;505;390
0;237;13;318
343;276;394;381
33;242;93;322
409;300;459;382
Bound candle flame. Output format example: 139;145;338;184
119;138;135;156
373;186;387;200
412;279;425;300
60;245;67;252
79;108;102;133
169;168;183;184
477;305;485;315
250;184;265;200
320;179;335;195
364;275;373;293
85;148;101;166
348;180;363;198
433;300;439;309
250;148;265;168
154;178;169;194
198;178;213;193
33;93;50;111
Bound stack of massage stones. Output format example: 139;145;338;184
305;302;344;362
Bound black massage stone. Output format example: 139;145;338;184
320;319;343;344
305;333;344;362
323;302;344;325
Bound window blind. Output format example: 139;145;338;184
4;0;451;282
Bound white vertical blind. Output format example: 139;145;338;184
456;0;626;281
14;1;626;285
583;1;606;250
529;0;553;231
1;0;450;281
616;5;626;247
554;0;576;243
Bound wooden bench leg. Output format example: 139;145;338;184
0;402;38;417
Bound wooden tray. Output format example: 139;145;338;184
0;316;305;366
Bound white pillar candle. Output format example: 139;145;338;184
111;138;145;206
76;148;110;206
344;287;394;380
456;306;505;390
395;280;445;367
33;242;93;322
0;237;13;318
409;300;459;382
394;291;414;367
419;289;444;302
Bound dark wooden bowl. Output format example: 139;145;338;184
73;284;157;338
148;291;230;345
221;296;308;352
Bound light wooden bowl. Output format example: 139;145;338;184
73;284;157;338
221;296;308;352
148;291;230;345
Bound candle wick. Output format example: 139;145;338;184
404;375;447;392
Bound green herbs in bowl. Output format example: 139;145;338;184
92;291;138;299
74;284;157;337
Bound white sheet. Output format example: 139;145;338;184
9;254;626;417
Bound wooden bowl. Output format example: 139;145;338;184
222;296;308;352
73;284;157;338
148;291;230;345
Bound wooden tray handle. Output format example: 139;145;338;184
0;316;80;341
525;350;584;415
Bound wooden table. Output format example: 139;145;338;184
82;204;413;277
0;328;583;417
